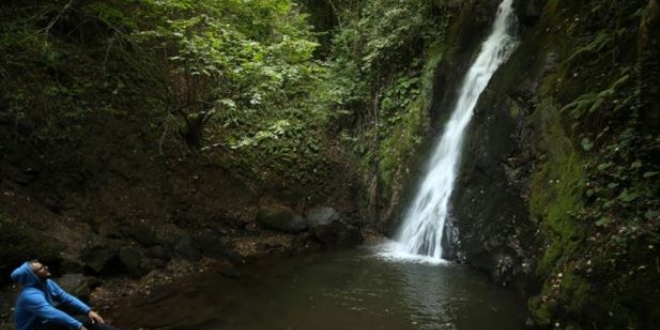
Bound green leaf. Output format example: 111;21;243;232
644;210;659;220
581;137;594;151
595;217;612;227
643;171;659;178
617;189;638;202
220;98;236;108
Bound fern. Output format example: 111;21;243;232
560;74;629;119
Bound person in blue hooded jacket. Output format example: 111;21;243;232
10;260;116;330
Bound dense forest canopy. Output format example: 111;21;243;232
0;0;333;188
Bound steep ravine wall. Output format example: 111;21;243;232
380;0;503;235
442;0;660;328
445;0;550;293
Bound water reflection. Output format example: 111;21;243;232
112;242;526;330
371;242;526;330
388;262;456;329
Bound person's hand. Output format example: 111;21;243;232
80;326;89;330
87;310;105;324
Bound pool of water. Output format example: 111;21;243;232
112;240;527;330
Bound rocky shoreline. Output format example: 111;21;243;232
0;201;365;330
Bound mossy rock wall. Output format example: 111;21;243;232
447;0;551;295
381;0;506;234
446;0;660;328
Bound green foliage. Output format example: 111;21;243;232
0;0;164;163
560;71;631;121
528;0;660;327
529;101;586;276
329;0;443;82
124;0;323;149
576;126;659;261
0;0;331;188
319;0;448;212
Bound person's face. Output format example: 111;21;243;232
30;261;51;280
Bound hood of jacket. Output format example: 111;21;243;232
10;262;42;287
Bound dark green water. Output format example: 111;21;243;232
116;241;527;330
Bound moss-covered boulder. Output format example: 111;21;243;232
257;202;307;234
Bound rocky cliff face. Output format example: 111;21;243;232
445;0;550;294
429;0;660;328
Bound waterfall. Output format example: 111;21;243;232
385;0;519;262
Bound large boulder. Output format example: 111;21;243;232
158;224;202;261
310;221;363;248
56;274;93;302
173;234;202;261
121;222;160;247
306;206;363;248
305;206;340;227
118;245;145;278
194;228;233;260
257;202;307;233
79;235;118;273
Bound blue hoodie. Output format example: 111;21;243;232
10;262;92;330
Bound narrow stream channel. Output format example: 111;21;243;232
113;240;527;330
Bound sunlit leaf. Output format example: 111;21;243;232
595;217;611;227
581;137;594;151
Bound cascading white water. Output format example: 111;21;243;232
384;0;519;262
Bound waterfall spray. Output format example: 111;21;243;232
386;0;519;262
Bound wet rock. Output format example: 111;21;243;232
118;246;144;278
514;0;547;26
146;245;169;260
306;206;340;227
195;228;231;259
60;259;86;274
493;253;515;287
173;235;202;261
57;274;92;302
157;225;202;261
122;223;160;247
291;232;322;254
445;15;548;294
79;236;118;273
257;202;307;233
311;221;364;247
441;218;463;261
307;207;363;248
143;258;168;270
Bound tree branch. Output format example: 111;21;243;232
42;0;75;47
